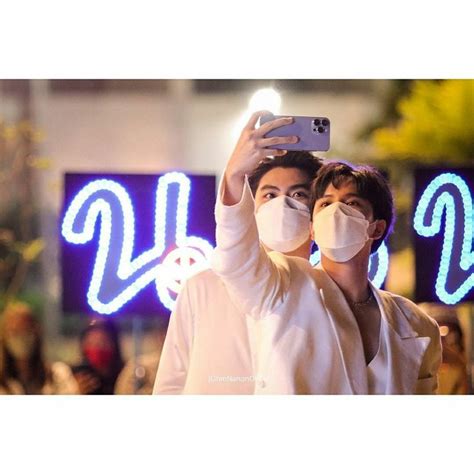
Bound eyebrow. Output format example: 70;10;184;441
320;192;361;199
259;183;311;193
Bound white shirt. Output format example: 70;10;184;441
153;268;256;394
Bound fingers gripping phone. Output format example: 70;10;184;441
260;113;330;152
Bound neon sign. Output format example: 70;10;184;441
62;171;391;316
414;171;473;305
310;241;389;288
61;173;216;315
64;169;473;313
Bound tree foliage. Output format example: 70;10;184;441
372;80;474;165
0;119;45;304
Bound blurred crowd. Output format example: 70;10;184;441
0;301;160;395
0;300;470;395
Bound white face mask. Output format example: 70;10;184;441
312;201;377;262
255;195;311;253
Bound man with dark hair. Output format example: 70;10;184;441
212;110;441;394
310;160;394;253
248;151;322;195
153;146;322;394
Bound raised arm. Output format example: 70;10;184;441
212;111;297;318
222;111;293;205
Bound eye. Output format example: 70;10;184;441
319;201;330;208
346;200;361;207
292;191;308;199
263;192;276;199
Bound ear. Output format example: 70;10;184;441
371;219;387;240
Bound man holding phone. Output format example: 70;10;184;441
153;143;322;394
212;110;441;394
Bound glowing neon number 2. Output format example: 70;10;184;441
62;173;213;314
414;173;473;305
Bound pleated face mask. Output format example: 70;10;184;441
255;195;311;253
312;201;377;262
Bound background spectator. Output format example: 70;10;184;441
420;303;469;395
72;318;124;394
0;301;77;394
115;350;160;395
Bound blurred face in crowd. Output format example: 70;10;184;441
439;324;463;354
2;305;39;360
82;327;115;373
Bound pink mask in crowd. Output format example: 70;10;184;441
84;347;114;371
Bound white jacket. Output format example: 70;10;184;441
209;177;442;394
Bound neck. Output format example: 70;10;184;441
284;239;312;260
320;250;371;303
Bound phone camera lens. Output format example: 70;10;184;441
317;126;325;133
322;119;329;126
313;119;321;126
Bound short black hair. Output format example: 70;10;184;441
311;160;394;253
248;151;323;196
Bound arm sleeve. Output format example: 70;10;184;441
397;297;443;395
152;282;194;395
210;174;289;319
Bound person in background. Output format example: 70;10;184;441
115;350;161;394
0;301;77;395
72;318;124;395
419;303;469;395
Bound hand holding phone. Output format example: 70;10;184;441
223;111;298;205
260;113;330;152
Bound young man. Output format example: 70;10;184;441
213;110;441;394
153;149;322;394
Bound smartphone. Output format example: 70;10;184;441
260;113;330;152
